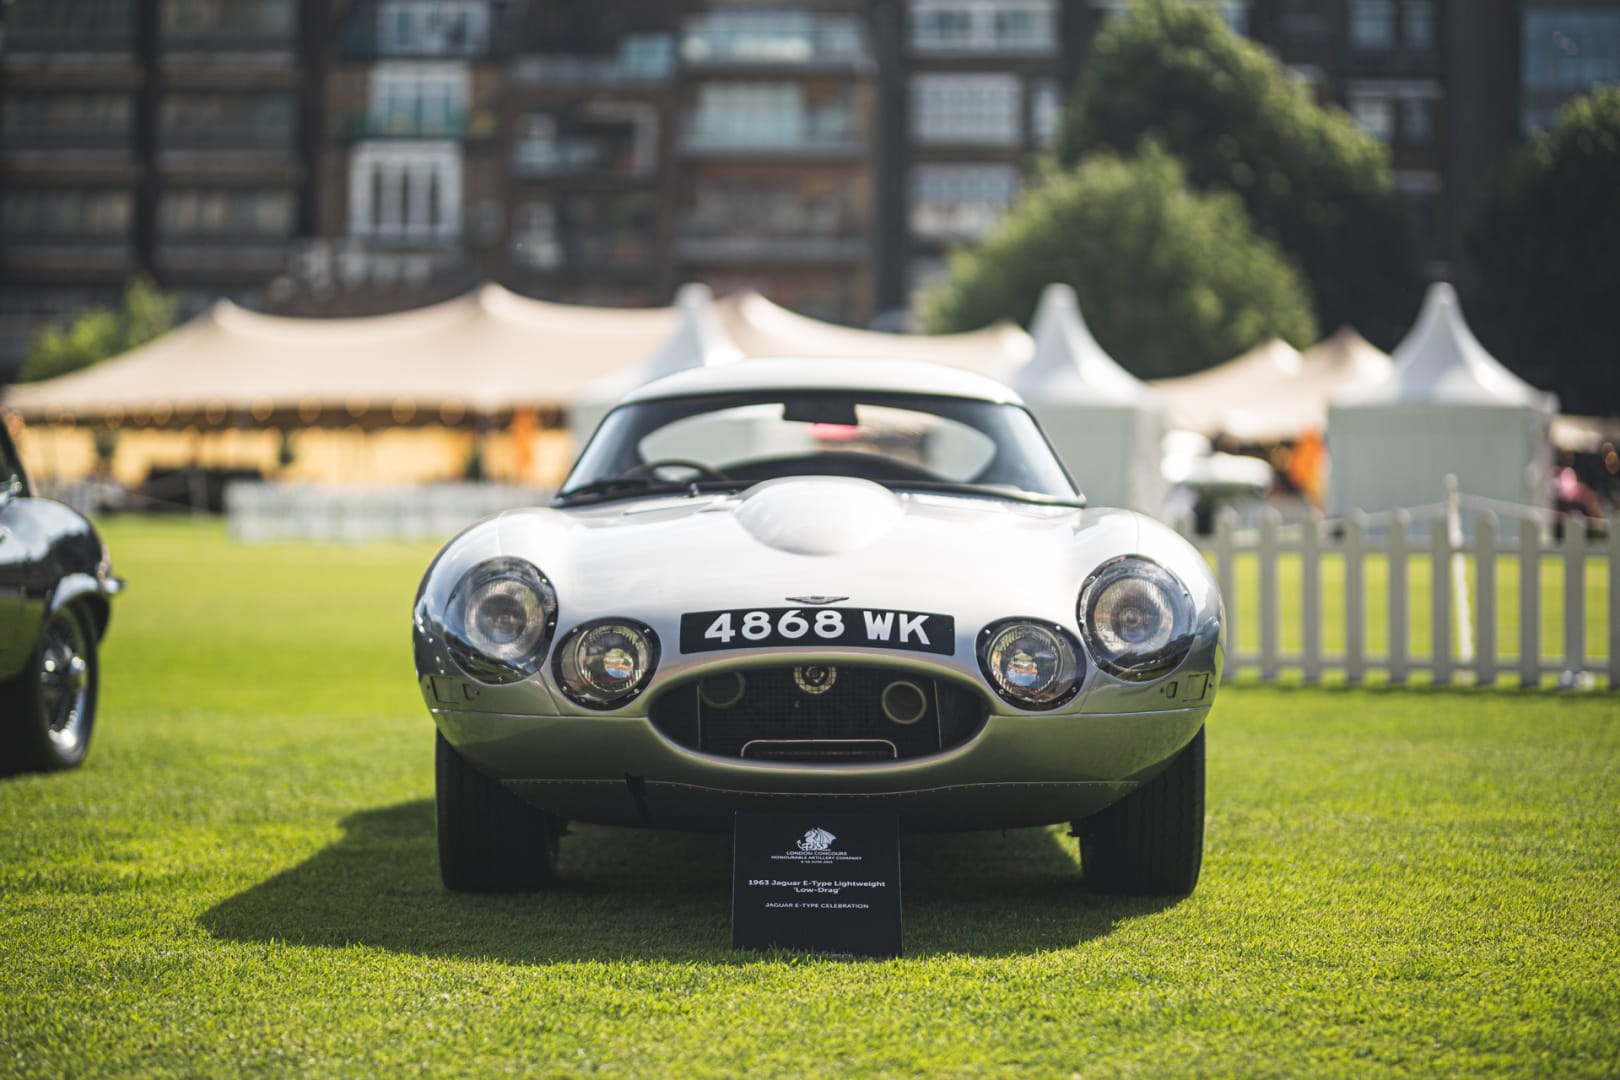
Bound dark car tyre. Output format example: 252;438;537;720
2;605;99;774
1074;726;1205;896
436;730;563;891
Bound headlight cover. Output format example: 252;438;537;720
1078;556;1196;681
554;619;660;709
444;557;557;685
977;620;1084;709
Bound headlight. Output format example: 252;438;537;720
444;558;557;685
555;619;659;709
977;620;1083;709
1078;556;1195;681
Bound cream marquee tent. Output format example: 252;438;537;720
1149;331;1393;444
1327;282;1558;521
1;283;681;428
1010;284;1167;513
712;289;1031;380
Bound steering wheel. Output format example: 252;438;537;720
622;459;732;483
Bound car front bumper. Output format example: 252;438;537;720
430;697;1210;831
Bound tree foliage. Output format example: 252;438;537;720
1055;0;1423;347
921;145;1318;378
1466;87;1620;414
19;276;179;383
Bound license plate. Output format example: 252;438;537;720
679;607;955;656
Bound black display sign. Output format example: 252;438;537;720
731;811;902;958
681;607;955;656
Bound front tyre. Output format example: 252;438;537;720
2;606;99;774
436;731;563;892
1074;726;1204;896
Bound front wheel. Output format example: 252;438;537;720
436;731;563;891
1073;726;1205;896
2;606;99;774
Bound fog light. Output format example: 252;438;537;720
555;620;659;708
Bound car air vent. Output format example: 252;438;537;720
649;666;985;764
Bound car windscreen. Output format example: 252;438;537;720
559;391;1080;503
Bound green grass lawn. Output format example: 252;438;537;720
2;519;1617;1077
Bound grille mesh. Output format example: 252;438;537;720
650;665;984;763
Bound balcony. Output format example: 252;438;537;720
0;128;132;154
340;1;505;60
4;0;134;54
682;113;864;158
510;233;655;274
675;234;864;263
339;110;489;143
508;35;676;88
161;128;295;153
511;138;655;182
159;0;296;51
680;12;868;70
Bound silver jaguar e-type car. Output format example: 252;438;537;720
414;358;1223;896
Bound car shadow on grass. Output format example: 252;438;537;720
199;799;1180;962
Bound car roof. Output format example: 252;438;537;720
619;357;1028;407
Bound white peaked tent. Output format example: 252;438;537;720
568;282;743;452
1010;284;1167;513
1328;282;1558;521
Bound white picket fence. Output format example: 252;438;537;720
1188;502;1617;689
225;482;553;543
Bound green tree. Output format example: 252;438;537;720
922;145;1318;378
19;275;179;383
1056;0;1423;347
1466;87;1620;414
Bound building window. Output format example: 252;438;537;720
1349;0;1396;50
9;0;132;34
1093;0;1247;35
911;73;1022;145
682;9;865;65
160;93;294;148
910;1;1056;53
2;93;131;138
1030;80;1062;145
348;144;462;241
1522;8;1620;130
1403;0;1436;50
369;63;469;137
687;83;858;150
1278;3;1329;43
1401;98;1433;145
1349;94;1394;143
161;0;294;36
2;190;132;237
159;190;295;237
910;163;1020;241
374;1;490;56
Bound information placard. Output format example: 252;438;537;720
731;811;902;958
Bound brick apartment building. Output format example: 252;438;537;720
2;0;1617;381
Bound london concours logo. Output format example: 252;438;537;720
797;827;836;852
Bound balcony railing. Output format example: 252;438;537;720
161;128;295;152
680;14;867;67
338;110;472;142
681;121;864;156
675;234;864;262
341;17;497;59
0;129;132;153
511;139;654;180
508;35;676;87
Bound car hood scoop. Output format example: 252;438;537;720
732;477;904;556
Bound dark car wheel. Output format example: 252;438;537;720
2;605;99;774
436;730;563;892
1073;726;1205;896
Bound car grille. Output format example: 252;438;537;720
649;665;985;764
